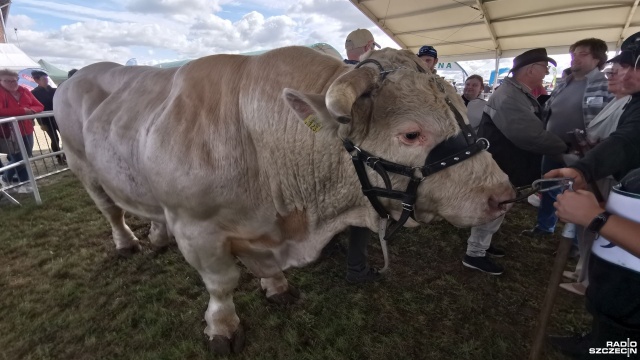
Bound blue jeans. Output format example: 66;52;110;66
535;156;564;233
3;134;34;183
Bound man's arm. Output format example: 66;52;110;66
488;94;567;155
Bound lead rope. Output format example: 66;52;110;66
378;217;390;274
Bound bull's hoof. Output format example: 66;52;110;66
267;285;301;305
206;324;246;355
116;243;141;258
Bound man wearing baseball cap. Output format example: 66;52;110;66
416;45;438;72
344;29;380;64
325;28;383;284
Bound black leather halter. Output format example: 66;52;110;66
343;59;490;240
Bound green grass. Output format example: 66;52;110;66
0;173;588;359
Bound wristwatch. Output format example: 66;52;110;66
587;211;612;234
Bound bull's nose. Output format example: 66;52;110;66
488;187;516;212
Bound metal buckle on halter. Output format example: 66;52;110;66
366;156;380;168
532;177;575;192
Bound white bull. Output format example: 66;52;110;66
53;46;514;354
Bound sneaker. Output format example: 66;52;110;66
0;177;8;189
17;184;33;194
462;255;504;275
559;282;587;296
547;333;591;358
485;245;505;258
562;270;579;281
527;194;541;207
521;227;553;238
345;267;382;284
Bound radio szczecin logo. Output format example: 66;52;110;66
590;339;638;357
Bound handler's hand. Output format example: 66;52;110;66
544;167;586;190
554;190;603;227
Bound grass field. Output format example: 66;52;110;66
0;173;588;360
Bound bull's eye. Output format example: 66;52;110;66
404;132;420;140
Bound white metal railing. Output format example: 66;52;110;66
0;111;67;205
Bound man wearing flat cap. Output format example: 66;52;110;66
461;48;567;275
344;29;380;65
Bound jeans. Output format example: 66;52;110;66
3;134;34;183
535;156;565;233
466;214;504;257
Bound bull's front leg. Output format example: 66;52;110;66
170;220;245;355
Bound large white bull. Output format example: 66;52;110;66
53;46;514;354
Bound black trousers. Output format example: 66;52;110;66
41;118;61;153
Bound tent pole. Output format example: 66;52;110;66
0;9;7;43
492;48;500;91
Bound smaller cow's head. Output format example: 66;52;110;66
284;48;513;228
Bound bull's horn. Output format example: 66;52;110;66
325;67;379;124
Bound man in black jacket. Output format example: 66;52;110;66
546;32;640;359
31;70;64;164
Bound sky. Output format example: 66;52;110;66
5;0;612;83
6;0;402;70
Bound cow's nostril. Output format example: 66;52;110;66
489;188;516;211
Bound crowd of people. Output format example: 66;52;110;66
341;28;640;359
0;68;75;193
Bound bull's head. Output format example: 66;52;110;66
283;48;514;229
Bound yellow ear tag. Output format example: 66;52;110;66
303;114;322;133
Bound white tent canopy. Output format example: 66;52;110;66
0;43;39;70
349;0;640;61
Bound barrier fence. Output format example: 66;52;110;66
0;111;67;205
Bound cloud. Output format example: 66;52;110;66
12;0;401;69
6;14;35;30
125;0;223;15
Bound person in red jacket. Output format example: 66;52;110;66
0;68;44;190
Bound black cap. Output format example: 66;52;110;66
416;45;437;59
609;31;640;66
31;70;48;79
511;48;557;73
609;50;635;66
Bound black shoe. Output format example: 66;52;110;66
547;333;591;358
462;255;504;275
486;245;505;258
521;227;554;238
346;267;382;284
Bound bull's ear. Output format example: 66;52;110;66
283;89;339;134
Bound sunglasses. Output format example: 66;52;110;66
604;68;629;79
